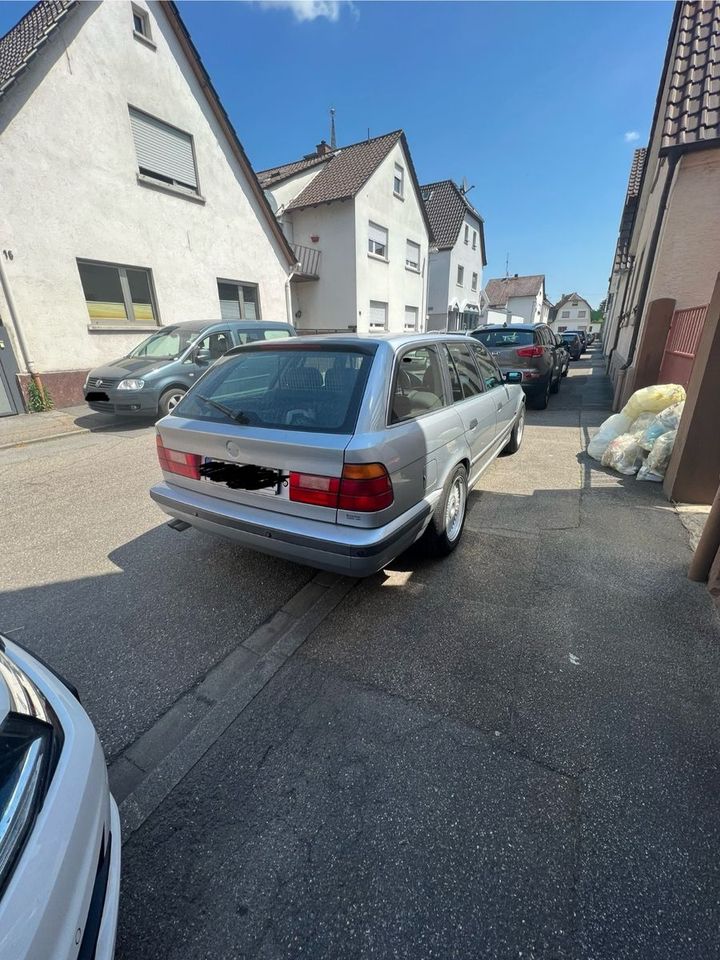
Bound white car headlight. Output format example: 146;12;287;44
117;379;145;390
0;648;62;896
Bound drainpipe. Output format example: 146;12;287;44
285;261;301;327
621;153;680;372
0;251;46;405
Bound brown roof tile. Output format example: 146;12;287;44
485;275;544;307
0;0;76;97
661;0;720;149
612;147;647;272
256;153;331;188
284;131;403;211
420;179;486;263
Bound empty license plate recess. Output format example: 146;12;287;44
200;458;288;496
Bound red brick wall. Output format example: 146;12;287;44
17;370;89;409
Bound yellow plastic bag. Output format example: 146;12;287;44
620;384;686;423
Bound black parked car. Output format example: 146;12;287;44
560;331;583;361
470;323;563;409
565;329;587;353
553;336;571;376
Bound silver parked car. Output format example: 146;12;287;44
149;334;525;576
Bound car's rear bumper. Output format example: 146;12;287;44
150;481;434;576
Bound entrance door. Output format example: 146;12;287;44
0;325;23;416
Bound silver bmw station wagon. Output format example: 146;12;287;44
149;334;525;576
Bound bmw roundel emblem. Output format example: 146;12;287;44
226;441;240;459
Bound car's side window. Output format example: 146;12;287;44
440;345;464;402
446;343;484;398
390;346;446;424
195;330;231;361
470;343;503;390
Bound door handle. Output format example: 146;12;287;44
496;404;503;412
469;418;478;430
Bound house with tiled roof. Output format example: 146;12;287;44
0;0;295;412
553;292;594;335
601;0;720;505
258;131;431;334
420;180;487;331
481;275;550;326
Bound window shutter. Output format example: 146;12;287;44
369;301;387;328
368;222;388;246
130;109;197;189
406;240;419;266
404;306;418;330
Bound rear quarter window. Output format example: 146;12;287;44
390;346;446;423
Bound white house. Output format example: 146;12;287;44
0;0;295;412
552;293;594;334
421;180;486;332
481;275;549;325
257;131;431;334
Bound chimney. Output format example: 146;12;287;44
514;273;518;278
316;140;331;156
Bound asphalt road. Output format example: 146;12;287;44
3;352;720;958
0;418;312;758
112;351;720;959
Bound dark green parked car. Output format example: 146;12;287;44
84;320;295;417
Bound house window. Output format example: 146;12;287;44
472;231;477;250
217;280;260;320
368;222;388;259
558;326;567;332
369;300;388;331
457;265;464;286
132;4;152;40
578;309;587;318
405;239;421;272
77;259;158;326
393;164;404;198
471;272;478;291
561;310;570;318
421;188;433;202
404;306;419;332
572;300;578;306
129;107;198;194
464;225;469;245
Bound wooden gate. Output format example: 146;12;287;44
658;305;707;388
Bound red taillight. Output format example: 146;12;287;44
289;472;340;508
338;463;393;511
288;463;393;512
156;435;201;480
516;346;544;358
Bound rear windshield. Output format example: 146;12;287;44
175;345;376;434
472;329;534;348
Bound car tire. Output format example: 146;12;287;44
504;404;525;455
159;387;187;417
425;464;468;557
562;362;569;377
550;371;560;394
532;378;551;410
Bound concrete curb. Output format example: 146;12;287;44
112;571;357;843
0;426;92;451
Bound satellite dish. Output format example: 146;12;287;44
264;189;278;214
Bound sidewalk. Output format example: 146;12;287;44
0;404;145;449
117;348;720;960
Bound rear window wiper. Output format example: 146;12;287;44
196;394;249;424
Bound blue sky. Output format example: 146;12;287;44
2;1;672;307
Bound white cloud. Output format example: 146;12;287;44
624;130;640;143
258;0;352;22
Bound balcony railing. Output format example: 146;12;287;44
291;242;321;280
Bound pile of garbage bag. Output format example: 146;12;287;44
587;383;686;482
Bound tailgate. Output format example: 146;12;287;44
157;417;349;523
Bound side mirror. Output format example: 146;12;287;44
504;371;522;384
194;347;212;365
